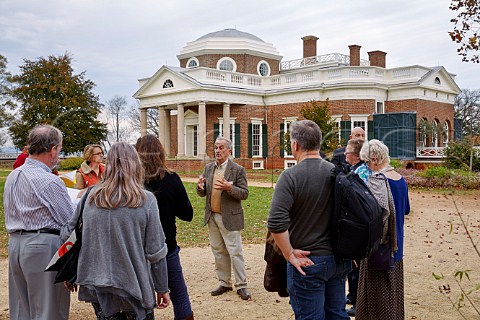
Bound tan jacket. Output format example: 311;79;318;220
197;159;249;231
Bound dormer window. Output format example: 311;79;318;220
187;57;199;68
257;60;270;76
163;79;174;88
217;57;237;72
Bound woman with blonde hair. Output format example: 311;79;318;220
356;139;410;320
74;144;105;189
63;142;170;319
136;134;194;320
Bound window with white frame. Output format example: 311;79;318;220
217;57;237;72
349;114;369;139
443;121;449;146
187;57;199;68
283;118;296;158
284;160;297;169
257;60;270;76
375;101;385;114
331;115;341;143
431;120;438;147
419;118;428;148
252;160;264;170
251;120;262;157
219;118;236;157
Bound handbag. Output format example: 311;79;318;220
368;243;394;271
45;187;92;284
263;231;289;297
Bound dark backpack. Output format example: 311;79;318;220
330;165;383;260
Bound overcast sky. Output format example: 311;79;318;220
1;0;478;105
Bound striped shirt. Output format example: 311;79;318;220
3;158;75;233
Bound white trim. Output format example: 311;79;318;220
252;160;264;170
251;119;263;158
218;118;236;157
284;160;297;169
257;60;271;77
331;115;342;142
283;118;297;158
443;121;449;146
375;101;385;114
186;57;199;68
431;119;439;147
349;114;369;139
217;57;237;72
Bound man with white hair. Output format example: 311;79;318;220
196;136;251;301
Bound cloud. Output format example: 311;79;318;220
0;0;478;104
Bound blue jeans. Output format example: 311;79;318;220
167;246;193;320
287;255;351;320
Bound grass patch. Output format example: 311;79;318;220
176;182;272;247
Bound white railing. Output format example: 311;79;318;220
279;53;370;71
416;147;445;158
183;65;430;90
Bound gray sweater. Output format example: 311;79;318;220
61;189;168;309
268;158;334;256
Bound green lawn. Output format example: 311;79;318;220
0;169;274;258
178;182;273;248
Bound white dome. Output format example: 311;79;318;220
177;28;281;60
196;29;265;42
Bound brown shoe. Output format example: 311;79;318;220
211;285;232;296
237;288;251;300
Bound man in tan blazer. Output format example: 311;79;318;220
197;136;251;300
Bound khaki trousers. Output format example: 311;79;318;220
207;213;247;289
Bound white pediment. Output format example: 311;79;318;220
133;66;200;98
420;67;461;94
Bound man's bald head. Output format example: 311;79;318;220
350;127;366;141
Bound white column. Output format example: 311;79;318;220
223;103;231;140
198;101;207;158
164;110;171;156
158;107;166;146
140;108;147;137
177;104;185;157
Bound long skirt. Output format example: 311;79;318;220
356;259;404;320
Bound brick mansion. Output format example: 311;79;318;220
133;28;461;170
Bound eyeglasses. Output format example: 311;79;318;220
92;152;104;156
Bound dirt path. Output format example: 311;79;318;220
0;190;479;319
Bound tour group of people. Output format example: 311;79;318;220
4;121;409;320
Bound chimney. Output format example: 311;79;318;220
368;50;387;68
301;35;319;58
349;45;361;66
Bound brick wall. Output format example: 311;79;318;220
179;54;280;75
165;98;455;169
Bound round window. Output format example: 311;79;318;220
217;57;237;72
187;57;198;68
257;61;270;76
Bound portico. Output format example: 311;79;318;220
141;100;232;159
